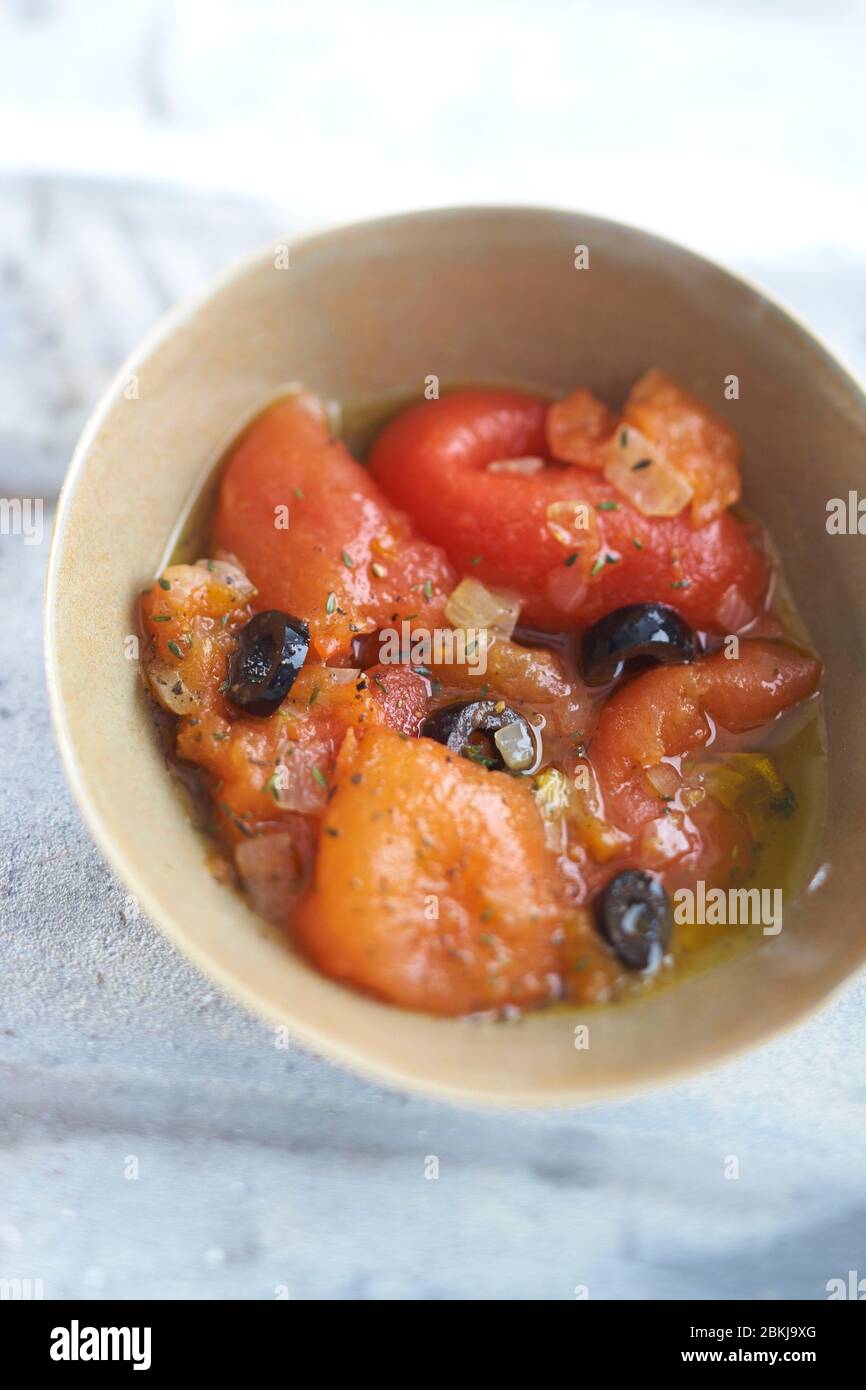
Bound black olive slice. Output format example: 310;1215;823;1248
595;869;671;971
580;603;698;686
226;610;310;717
421;699;534;771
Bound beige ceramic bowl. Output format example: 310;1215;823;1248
46;206;866;1105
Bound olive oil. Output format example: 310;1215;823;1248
657;708;827;997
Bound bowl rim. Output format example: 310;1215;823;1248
44;202;866;1107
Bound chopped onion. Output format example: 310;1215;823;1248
147;662;198;715
445;577;521;638
715;583;754;633
545;561;589;616
570;762;631;863
494;719;537;772
321;667;362;686
603;426;692;517
533;767;572;818
645;761;681;799
533;765;629;861
487;456;545;475
268;745;332;813
193;556;256;597
234;832;304;924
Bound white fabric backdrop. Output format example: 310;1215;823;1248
1;0;864;258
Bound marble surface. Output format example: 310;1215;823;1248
2;174;866;1301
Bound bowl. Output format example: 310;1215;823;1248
45;206;866;1105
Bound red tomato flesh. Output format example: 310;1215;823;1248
368;390;768;632
213;392;456;663
590;640;822;836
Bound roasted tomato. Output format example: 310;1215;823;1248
584;640;821;886
368;389;767;632
548;371;741;528
213;392;456;663
294;726;566;1015
140;559;430;842
429;633;592;738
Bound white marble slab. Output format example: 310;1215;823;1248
1;175;866;1301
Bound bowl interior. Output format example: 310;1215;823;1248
46;207;866;1103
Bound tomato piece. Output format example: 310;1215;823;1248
141;555;431;847
177;665;384;839
199;662;425;835
429;634;592;738
546;387;618;467
589;641;821;837
623;370;741;528
234;826;316;925
139;558;255;718
368;390;768;632
294;727;564;1015
213;393;456;663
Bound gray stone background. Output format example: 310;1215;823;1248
1;2;865;1300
